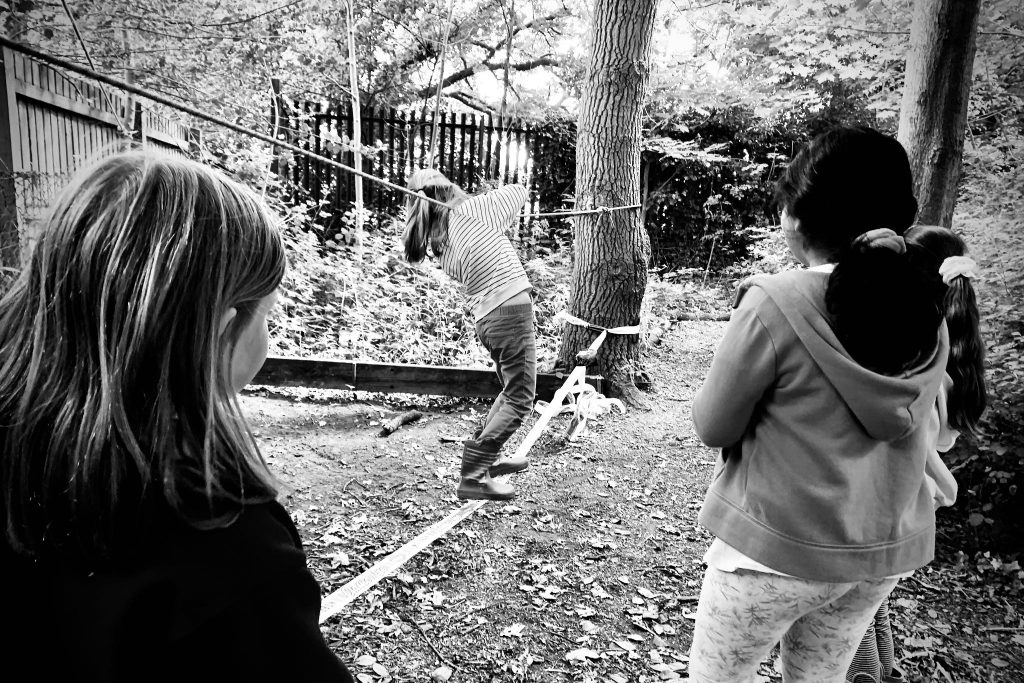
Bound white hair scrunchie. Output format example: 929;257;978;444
939;255;978;284
852;228;907;254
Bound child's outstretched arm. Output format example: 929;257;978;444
458;184;528;234
488;184;528;230
691;289;776;448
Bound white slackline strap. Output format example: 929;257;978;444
318;365;590;623
319;321;635;620
556;311;641;336
319;499;485;621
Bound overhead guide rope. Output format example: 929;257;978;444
0;37;641;220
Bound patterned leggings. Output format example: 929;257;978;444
688;568;899;683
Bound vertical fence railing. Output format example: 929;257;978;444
271;97;567;231
0;48;198;267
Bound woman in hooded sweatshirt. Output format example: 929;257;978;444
687;127;948;682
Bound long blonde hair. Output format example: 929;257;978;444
402;168;467;262
0;151;285;562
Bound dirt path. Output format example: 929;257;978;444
242;321;1022;683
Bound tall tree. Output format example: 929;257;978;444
557;0;658;405
898;0;982;226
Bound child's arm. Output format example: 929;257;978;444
459;184;528;233
925;448;958;509
928;374;960;508
487;184;528;230
691;289;776;447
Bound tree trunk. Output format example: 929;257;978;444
897;0;981;227
557;0;657;407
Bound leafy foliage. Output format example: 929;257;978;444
267;194;571;372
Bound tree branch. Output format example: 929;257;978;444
448;90;496;115
415;55;560;97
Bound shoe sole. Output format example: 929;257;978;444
456;487;516;501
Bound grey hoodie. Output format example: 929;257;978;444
693;269;949;582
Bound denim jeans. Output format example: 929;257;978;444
474;302;537;449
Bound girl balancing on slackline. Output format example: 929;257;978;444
0;151;355;682
687;127;949;682
403;169;535;501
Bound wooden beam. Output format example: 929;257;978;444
14;79;123;128
252;356;603;401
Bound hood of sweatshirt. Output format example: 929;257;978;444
743;270;949;443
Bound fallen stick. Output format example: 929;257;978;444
671;312;731;322
378;409;423;437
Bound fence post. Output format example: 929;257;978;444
132;100;144;146
270;77;283;176
0;47;22;269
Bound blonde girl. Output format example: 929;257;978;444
403;169;534;501
0;152;354;682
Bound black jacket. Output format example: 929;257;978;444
3;501;354;683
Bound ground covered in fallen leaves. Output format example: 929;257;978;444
243;320;1023;683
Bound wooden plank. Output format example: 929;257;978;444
303;100;313;205
0;48;22;268
466;113;477;192
252;356;601;400
56;110;67;174
43;107;56;177
447;110;456;176
30;101;43;172
458;112;467;187
485;113;494;180
387;106;397;197
140;125;187;151
417;109;428;170
436;110;446;172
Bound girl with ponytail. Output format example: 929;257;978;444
402;169;534;501
844;226;987;683
687;127;949;681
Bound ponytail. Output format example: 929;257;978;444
403;195;444;262
773;127;942;376
825;237;943;375
904;224;987;432
402;170;466;262
943;276;986;432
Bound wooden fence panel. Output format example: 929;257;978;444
0;48;196;265
274;98;564;227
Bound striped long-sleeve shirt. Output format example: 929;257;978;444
440;184;531;321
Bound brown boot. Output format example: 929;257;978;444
457;440;515;501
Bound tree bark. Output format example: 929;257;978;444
897;0;981;227
557;0;657;407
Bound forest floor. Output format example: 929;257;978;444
243;318;1023;683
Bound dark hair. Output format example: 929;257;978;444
905;225;987;432
774;127;942;375
0;152;283;563
402;169;466;262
